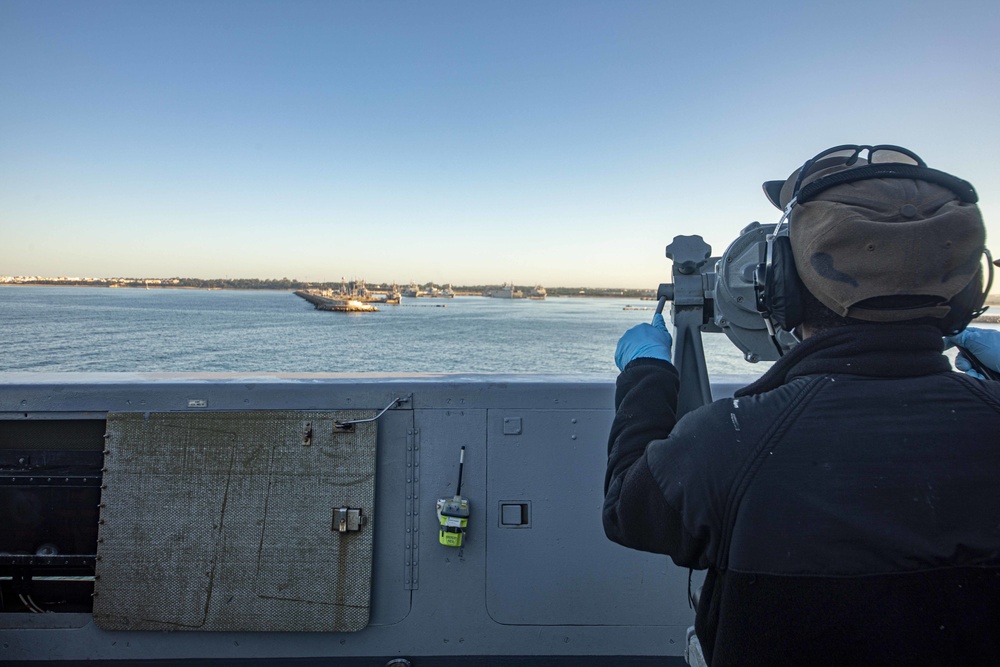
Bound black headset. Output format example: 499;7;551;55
753;162;991;344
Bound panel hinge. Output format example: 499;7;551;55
404;428;420;590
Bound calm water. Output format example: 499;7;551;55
0;286;765;377
3;287;990;377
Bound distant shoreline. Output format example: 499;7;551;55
0;283;655;298
0;284;648;300
2;283;242;290
4;283;1000;312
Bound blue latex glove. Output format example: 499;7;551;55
946;327;1000;379
615;312;672;371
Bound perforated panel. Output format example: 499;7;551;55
94;411;377;632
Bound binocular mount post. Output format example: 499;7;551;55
658;235;715;418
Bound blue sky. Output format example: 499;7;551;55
2;0;999;288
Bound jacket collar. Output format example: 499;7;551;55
735;325;950;397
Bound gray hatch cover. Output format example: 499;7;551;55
94;411;377;632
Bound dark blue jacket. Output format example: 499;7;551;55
605;325;1000;666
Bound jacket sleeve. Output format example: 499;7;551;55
603;357;692;556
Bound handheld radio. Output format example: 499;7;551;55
437;446;470;547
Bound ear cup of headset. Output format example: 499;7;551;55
763;235;806;331
937;267;987;336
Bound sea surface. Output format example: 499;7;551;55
1;286;992;378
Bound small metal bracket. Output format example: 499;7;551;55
335;396;411;430
333;507;366;533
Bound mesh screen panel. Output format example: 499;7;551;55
94;411;376;632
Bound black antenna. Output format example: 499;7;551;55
455;446;465;496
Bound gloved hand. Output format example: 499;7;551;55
615;313;672;371
945;327;1000;379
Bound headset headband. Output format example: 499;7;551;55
794;163;979;206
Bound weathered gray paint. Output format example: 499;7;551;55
0;374;745;663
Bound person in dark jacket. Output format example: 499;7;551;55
604;144;1000;666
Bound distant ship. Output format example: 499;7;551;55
484;282;524;299
293;290;379;312
382;282;403;304
293;278;405;312
403;283;455;298
527;285;546;300
302;278;400;306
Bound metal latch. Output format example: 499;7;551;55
333;507;366;533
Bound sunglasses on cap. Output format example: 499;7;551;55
766;144;931;236
789;144;927;201
763;144;932;212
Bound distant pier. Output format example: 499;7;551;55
294;290;378;312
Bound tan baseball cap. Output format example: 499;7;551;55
764;157;986;322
